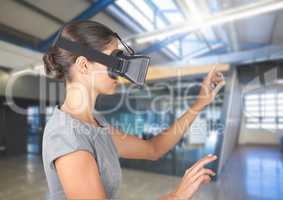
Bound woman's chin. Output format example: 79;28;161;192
102;88;116;95
108;90;116;95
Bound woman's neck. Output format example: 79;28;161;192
61;82;99;125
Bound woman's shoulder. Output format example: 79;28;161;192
43;107;111;146
43;107;104;142
44;107;72;136
42;108;97;164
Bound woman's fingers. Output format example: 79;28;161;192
186;155;217;176
202;175;212;184
212;80;225;96
212;72;224;85
206;66;216;82
173;156;217;200
217;72;224;80
205;70;224;95
189;168;215;184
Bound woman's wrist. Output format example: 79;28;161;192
190;100;206;114
159;192;180;200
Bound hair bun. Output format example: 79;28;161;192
43;47;65;80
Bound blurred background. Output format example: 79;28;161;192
0;0;283;199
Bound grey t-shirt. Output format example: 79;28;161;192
42;107;122;200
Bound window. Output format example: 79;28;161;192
116;0;155;31
114;0;219;59
244;92;283;130
115;0;185;57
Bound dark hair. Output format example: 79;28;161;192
43;20;116;80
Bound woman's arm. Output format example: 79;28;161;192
148;67;225;160
55;150;106;199
147;101;203;160
111;67;224;160
111;101;202;160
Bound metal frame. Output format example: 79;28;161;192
0;23;40;50
139;33;188;55
192;46;228;58
38;0;115;51
13;0;65;25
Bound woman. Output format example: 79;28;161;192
42;20;223;200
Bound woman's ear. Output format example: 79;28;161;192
75;56;89;75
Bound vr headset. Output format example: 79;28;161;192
53;30;150;86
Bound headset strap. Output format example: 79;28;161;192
56;37;122;69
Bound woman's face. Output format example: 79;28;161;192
88;39;119;95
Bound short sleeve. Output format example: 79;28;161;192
45;121;97;170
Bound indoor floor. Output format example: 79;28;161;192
0;146;282;200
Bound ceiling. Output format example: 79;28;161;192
0;0;283;70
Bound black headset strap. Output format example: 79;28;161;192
113;33;135;55
56;37;121;69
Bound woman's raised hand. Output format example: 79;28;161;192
193;66;225;112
